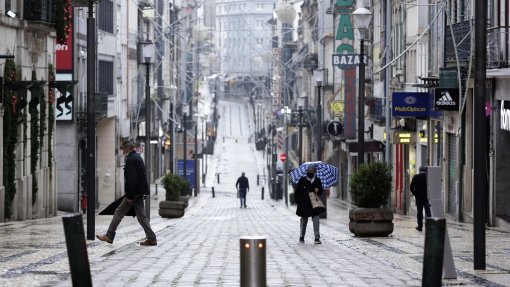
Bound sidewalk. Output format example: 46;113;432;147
1;98;510;286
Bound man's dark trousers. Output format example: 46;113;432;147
416;198;431;230
239;189;247;207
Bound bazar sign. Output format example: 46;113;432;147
501;100;510;132
392;92;442;118
332;54;367;69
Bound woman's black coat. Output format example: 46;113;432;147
294;176;323;217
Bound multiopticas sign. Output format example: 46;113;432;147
501;100;510;131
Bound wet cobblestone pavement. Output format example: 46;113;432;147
1;99;510;286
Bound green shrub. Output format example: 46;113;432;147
162;173;189;201
349;162;392;208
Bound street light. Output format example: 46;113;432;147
313;69;324;161
352;7;372;167
276;1;296;207
140;40;154;220
297;96;306;165
182;103;189;180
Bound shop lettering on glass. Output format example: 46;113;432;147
335;0;356;138
501;100;510;132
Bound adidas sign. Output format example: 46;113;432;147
436;91;457;106
434;88;459;111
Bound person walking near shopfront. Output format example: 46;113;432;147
410;166;431;231
96;139;157;246
236;172;250;208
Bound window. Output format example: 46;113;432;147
256;38;263;45
98;60;114;95
257;20;263;27
98;0;114;33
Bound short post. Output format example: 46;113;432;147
212;187;215;198
422;218;446;287
257;174;260;186
62;214;92;287
155;183;158;195
217;173;220;184
202;173;206;185
261;187;264;200
240;236;266;287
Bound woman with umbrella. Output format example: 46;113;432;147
294;164;323;244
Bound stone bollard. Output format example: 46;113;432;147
240;236;266;287
422;218;446;287
62;214;92;287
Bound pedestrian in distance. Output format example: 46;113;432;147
96;139;157;246
236;172;250;208
294;164;323;244
410;166;432;231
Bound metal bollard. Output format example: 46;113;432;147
217;173;220;184
155;183;158;195
422;218;446;287
240;236;266;287
257;174;260;186
212;187;215;198
62;214;92;287
202;173;206;185
261;187;264;200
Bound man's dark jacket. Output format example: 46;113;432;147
236;176;249;191
410;172;427;201
124;150;150;200
294;176;323;217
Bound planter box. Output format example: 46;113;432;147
159;201;185;218
349;207;394;237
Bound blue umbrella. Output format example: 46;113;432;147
289;161;339;188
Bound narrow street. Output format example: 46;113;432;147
1;98;510;286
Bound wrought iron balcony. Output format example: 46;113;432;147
23;0;56;23
445;20;472;63
487;26;510;69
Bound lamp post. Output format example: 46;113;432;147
281;106;292;206
140;41;154;220
276;0;296;207
297;96;306;165
353;7;372;167
182;103;189;180
86;0;97;240
313;69;324;161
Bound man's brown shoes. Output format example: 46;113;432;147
96;234;113;244
140;239;157;246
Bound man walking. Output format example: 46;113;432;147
96;139;157;246
236;172;250;208
410;166;431;231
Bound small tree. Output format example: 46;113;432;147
350;162;392;208
162;173;189;201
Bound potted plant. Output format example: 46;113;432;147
349;161;394;237
159;172;189;218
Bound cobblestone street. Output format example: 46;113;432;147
1;99;510;286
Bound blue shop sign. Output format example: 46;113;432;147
392;92;442;118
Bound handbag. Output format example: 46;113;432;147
309;192;326;213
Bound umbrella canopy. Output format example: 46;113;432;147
289;161;339;188
98;195;136;217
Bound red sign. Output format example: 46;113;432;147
56;9;73;72
280;153;287;162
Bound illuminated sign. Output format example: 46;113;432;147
393;131;414;144
419;130;439;143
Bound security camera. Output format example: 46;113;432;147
6;10;16;18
